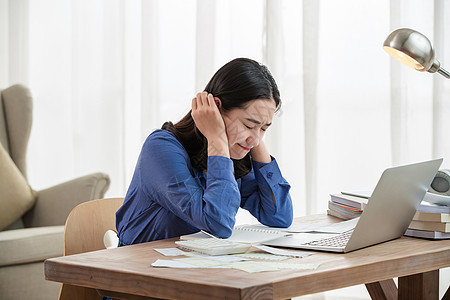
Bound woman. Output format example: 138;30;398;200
116;58;293;245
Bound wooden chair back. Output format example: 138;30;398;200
58;197;124;300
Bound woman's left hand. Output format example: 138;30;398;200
250;140;272;163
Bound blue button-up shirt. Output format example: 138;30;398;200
116;130;293;245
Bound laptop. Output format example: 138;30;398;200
263;158;443;253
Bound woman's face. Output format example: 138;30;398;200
221;99;276;160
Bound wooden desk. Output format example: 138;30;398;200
44;215;450;300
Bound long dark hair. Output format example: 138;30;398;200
162;58;281;179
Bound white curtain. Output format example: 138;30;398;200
1;0;450;220
1;0;449;297
1;0;449;217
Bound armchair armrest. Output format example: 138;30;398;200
23;173;110;227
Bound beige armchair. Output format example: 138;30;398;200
0;84;111;300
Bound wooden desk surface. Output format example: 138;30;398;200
45;215;450;299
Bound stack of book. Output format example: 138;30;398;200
327;193;367;220
405;202;450;239
328;192;450;239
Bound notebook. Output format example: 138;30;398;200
175;238;251;255
180;224;288;244
263;158;443;253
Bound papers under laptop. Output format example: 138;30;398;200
263;159;443;253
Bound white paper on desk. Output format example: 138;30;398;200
253;245;312;258
189;253;249;262
268;218;358;234
174;257;230;268
313;217;359;233
262;232;337;248
234;252;288;261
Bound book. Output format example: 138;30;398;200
327;209;351;220
227;225;289;243
327;201;362;220
330;193;368;210
417;202;450;214
413;211;450;222
340;191;450;214
404;228;450;240
180;225;289;244
408;220;450;233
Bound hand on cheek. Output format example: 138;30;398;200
250;140;271;163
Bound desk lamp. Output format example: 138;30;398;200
383;28;450;79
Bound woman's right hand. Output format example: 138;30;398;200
191;92;230;158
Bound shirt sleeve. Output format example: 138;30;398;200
240;157;293;227
138;131;241;238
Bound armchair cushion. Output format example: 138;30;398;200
0;226;63;267
1;84;33;178
23;172;111;227
0;143;35;230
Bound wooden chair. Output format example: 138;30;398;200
58;198;124;300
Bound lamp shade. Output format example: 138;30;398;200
383;28;450;78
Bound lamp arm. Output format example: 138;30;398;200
437;68;450;79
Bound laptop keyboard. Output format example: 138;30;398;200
305;230;353;248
